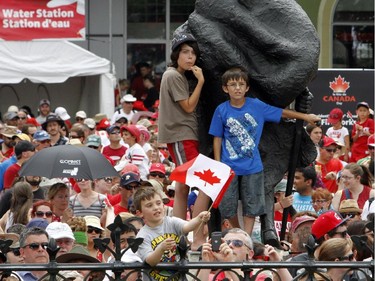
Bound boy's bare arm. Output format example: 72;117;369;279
282;109;320;125
145;238;176;266
178;66;204;113
213;136;222;161
182;211;210;233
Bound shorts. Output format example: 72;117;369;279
167;140;199;166
219;172;265;217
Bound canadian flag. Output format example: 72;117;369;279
169;154;235;208
347;110;354;121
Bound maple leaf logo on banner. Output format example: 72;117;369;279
169;154;235;208
194;169;221;186
329;75;350;95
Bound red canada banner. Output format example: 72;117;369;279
0;0;85;40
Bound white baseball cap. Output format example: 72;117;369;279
46;222;75;240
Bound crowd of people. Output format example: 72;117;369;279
0;33;373;281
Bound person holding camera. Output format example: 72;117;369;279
197;228;292;281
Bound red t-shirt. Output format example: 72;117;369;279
102;145;127;161
3;163;21;189
315;158;343;193
2;147;14;159
350;118;374;162
113;204;129;215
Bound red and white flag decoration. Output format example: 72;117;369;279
169;154;235;208
347;110;354;122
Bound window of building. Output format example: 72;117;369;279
332;0;374;68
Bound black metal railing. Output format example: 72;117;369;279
0;217;373;281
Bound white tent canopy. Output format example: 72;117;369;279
0;41;115;118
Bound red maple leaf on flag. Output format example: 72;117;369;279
194;169;221;186
329;75;350;93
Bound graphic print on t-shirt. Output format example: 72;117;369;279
226;113;258;160
149;233;180;281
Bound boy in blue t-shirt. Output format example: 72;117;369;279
209;67;320;236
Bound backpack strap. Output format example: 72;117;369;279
344;189;352;199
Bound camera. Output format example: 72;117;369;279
211;231;222;252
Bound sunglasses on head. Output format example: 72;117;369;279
23;242;48;250
35;211;53;218
87;227;103;234
338;253;354;261
11;248;20;256
149;172;165;178
225;239;251;249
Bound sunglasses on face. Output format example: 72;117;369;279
124;102;134;104
87;227;103;234
368;146;375;150
35;211;53;218
40;139;51;144
123;184;140;190
340;213;359;218
75;178;88;182
338;253;354;261
100;177;113;183
11;248;20;256
225;239;251;249
149;172;165;178
23;242;48;250
76;118;84;121
324;148;337;153
333;230;348;238
311;199;327;204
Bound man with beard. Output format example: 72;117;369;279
42;114;67;146
36;99;51;125
0;175;47;218
1;126;17;159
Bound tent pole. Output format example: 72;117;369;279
109;0;113;74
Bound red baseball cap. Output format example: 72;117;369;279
291;215;316;233
96;118;110;130
327;108;343;124
320;136;337;148
121;125;140;142
311;210;349;240
149;163;166;175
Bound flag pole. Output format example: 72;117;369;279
194;201;214;237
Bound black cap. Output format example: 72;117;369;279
120;172;141;187
42;114;64;130
15;140;35;157
171;33;197;51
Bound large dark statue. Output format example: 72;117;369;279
175;0;320;244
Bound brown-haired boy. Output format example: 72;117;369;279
134;186;210;280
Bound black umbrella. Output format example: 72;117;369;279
19;145;119;180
